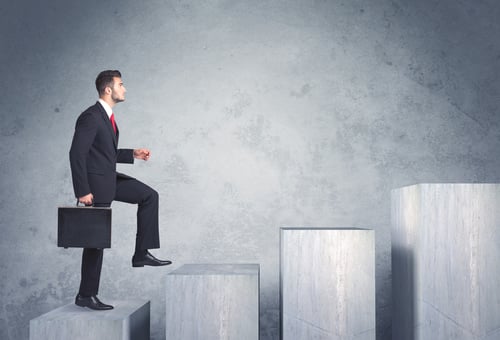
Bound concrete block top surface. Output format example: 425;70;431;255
168;263;260;275
281;227;373;231
31;300;150;322
392;182;500;191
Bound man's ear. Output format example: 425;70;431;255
105;86;112;95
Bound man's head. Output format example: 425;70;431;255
95;70;126;105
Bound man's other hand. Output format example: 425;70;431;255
134;148;151;161
79;193;94;206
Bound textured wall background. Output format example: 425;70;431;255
1;0;500;339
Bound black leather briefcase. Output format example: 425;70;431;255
57;202;111;248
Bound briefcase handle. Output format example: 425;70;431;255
76;199;93;207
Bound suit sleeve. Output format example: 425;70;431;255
117;149;134;163
69;112;97;198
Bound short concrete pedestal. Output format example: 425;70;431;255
29;300;150;340
280;227;375;340
392;184;500;340
165;264;260;340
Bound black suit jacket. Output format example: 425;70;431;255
69;102;134;203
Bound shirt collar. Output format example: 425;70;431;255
98;98;113;118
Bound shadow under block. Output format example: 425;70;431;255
280;228;376;340
165;264;260;340
392;184;500;340
29;300;150;340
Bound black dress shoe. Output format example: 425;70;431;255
132;250;172;267
75;294;114;310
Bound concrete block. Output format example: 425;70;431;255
165;264;259;340
280;227;375;340
29;300;150;340
392;184;500;340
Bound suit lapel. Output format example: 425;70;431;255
96;102;118;148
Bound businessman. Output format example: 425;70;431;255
69;70;171;311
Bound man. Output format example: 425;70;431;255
69;70;171;311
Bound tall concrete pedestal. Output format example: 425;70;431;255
29;300;150;340
165;264;260;340
392;184;500;340
280;227;375;340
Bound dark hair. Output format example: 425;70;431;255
95;70;122;95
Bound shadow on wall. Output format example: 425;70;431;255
392;245;416;340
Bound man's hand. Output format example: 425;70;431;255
79;193;94;206
134;148;151;161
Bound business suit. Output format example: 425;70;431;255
69;101;160;296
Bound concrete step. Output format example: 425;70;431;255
165;264;260;340
30;300;150;340
280;227;375;340
392;184;500;340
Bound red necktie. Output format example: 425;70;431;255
110;113;117;134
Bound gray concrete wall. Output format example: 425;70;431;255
1;1;500;339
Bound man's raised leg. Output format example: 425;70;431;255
114;176;171;267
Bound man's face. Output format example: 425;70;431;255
110;77;126;103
